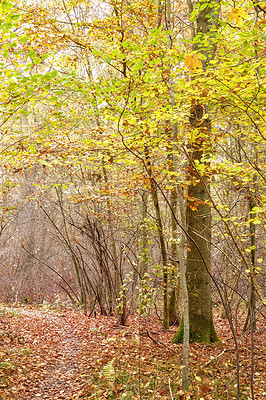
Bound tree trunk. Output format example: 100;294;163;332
186;151;218;343
174;127;219;343
150;181;169;330
144;146;169;329
243;191;257;333
168;176;180;326
140;189;149;279
165;0;180;327
174;0;221;344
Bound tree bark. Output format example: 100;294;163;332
174;118;219;343
150;180;169;330
243;190;257;333
168;183;180;326
145;149;169;330
174;0;221;344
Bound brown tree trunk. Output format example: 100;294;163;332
174;111;219;343
243;190;257;333
150;180;169;330
145;148;169;330
168;164;180;326
174;0;221;343
186;148;218;342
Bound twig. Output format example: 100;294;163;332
146;330;177;354
153;363;158;400
203;349;226;367
169;378;174;400
146;331;158;344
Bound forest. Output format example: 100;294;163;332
0;0;265;399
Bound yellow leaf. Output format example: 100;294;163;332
238;9;249;19
184;53;202;73
228;8;249;27
1;92;9;101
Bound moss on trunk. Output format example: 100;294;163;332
173;314;220;344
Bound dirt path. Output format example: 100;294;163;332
2;307;94;399
1;306;165;400
20;309;83;399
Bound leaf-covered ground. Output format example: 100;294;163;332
0;304;265;399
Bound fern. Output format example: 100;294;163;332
102;360;116;387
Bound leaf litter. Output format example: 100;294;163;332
0;304;265;399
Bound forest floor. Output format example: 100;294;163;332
0;304;265;400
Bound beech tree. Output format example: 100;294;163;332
174;0;221;343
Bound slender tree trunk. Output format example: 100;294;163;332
178;185;189;390
140;189;149;279
249;187;257;331
165;0;180;327
150;180;169;330
167;144;180;325
102;162;120;300
145;149;169;329
168;183;180;326
165;0;189;379
243;190;257;332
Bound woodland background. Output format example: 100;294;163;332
0;0;265;398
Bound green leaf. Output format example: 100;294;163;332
199;3;208;11
50;70;58;78
34;57;42;64
28;50;37;58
